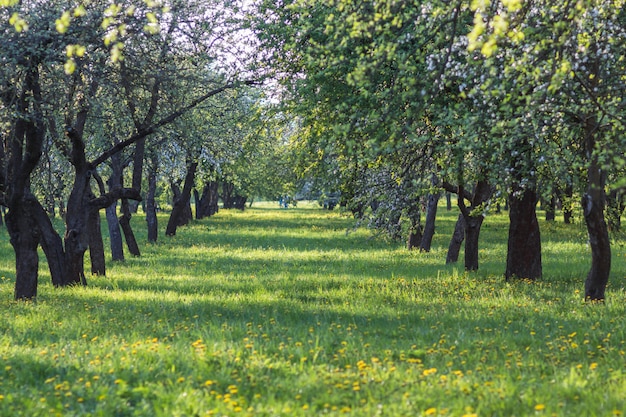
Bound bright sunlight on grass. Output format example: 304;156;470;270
0;202;625;416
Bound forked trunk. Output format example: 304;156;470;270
506;188;542;280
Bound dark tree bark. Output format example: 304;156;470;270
6;202;40;300
146;161;158;243
222;181;235;209
88;205;106;276
446;213;465;264
562;184;574;224
406;200;422;251
4;67;46;299
106;203;124;261
105;152;125;261
544;194;556;221
407;228;423;251
119;198;141;256
420;191;440;252
506;187;542;280
166;161;198;236
193;188;201;219
29;196;66;286
457;180;493;271
581;52;611;301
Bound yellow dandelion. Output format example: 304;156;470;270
425;407;437;415
589;363;598;370
534;404;545;411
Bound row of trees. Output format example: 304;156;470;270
0;0;294;300
250;0;626;300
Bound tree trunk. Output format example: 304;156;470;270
119;198;141;256
583;191;611;300
166;161;198;236
582;52;611;301
88;207;106;275
544;194;556;221
6;202;40;300
446;213;465;264
193;188;201;220
106;152;125;261
563;184;574;224
506;187;542;280
146;165;158;242
222;181;235;209
458;180;493;271
420;191;440;252
464;215;484;271
29;196;66;287
106;202;125;261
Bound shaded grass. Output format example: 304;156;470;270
0;202;625;416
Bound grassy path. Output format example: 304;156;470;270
0;203;624;416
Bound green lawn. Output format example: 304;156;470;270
0;202;624;416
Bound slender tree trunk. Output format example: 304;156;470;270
582;52;611;301
88;207;106;275
166;161;198;236
106;202;124;261
146;165;158;242
420;191;440;252
106;152;125;261
563;184;574;224
446;213;465;264
193;189;201;220
506;187;542;280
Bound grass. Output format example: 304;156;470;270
0;201;625;416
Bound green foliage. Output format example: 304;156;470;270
0;204;625;415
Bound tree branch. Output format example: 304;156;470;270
90;80;257;168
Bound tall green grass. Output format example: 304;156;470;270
0;202;624;416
